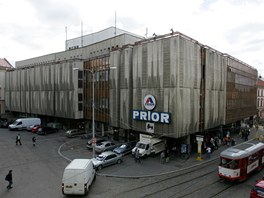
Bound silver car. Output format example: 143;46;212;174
91;151;123;170
65;129;85;138
94;141;117;153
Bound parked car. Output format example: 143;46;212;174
27;124;40;132
81;133;93;139
86;137;108;149
32;125;42;133
47;122;63;130
65;129;85;138
95;141;117;153
0;118;8;128
91;151;123;170
250;179;264;198
37;127;58;135
113;141;137;156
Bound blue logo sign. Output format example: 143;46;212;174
144;95;156;111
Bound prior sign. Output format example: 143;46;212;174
132;110;171;124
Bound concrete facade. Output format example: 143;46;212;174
109;32;257;139
6;31;142;127
5;28;258;141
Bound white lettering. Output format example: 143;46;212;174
151;112;159;122
160;113;170;124
133;111;139;119
140;111;147;120
133;110;171;124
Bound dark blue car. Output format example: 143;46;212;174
113;141;137;156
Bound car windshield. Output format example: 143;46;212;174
120;145;126;149
136;142;146;149
12;121;19;125
96;154;105;161
220;158;238;169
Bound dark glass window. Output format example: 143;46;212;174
78;71;83;79
78;93;82;101
78;103;83;111
78;80;83;88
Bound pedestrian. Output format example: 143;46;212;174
16;134;22;146
135;148;141;163
160;151;165;164
206;146;211;159
244;129;249;141
32;136;36;146
5;170;13;190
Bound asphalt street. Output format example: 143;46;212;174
59;126;264;178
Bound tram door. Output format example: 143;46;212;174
239;158;247;181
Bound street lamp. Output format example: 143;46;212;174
73;66;116;158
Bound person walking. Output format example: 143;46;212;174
135;148;141;163
32;136;36;146
206;146;211;159
160;151;165;164
5;170;13;190
244;129;249;141
16;134;22;146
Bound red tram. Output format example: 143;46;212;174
218;140;264;182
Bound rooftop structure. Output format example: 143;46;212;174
66;26;144;50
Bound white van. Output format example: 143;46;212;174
8;118;41;131
62;159;96;196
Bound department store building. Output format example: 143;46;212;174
5;27;258;145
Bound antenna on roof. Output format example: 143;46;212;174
145;28;148;38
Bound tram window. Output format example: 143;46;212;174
229;160;238;169
221;158;229;168
220;158;238;169
248;153;258;165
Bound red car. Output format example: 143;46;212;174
32;125;42;133
250;180;264;198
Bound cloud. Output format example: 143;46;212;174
27;0;81;25
0;0;264;77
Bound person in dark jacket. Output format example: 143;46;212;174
5;170;13;189
32;136;36;146
16;134;22;146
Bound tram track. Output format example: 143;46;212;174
115;159;220;198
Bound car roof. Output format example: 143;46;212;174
100;151;116;156
101;141;113;144
255;180;264;188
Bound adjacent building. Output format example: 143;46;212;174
0;58;13;114
257;78;264;119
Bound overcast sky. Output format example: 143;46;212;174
1;0;263;77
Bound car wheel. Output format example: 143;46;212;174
98;165;103;170
117;159;122;164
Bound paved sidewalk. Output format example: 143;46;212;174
59;126;264;177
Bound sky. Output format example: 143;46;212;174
1;0;263;77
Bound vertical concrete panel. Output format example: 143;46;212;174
119;47;133;129
109;50;120;127
204;49;226;129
